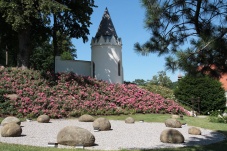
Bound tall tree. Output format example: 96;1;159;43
0;0;96;69
135;0;227;77
149;71;172;88
0;12;18;66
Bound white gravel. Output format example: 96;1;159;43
0;119;226;150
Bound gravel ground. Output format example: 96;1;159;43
0;119;226;150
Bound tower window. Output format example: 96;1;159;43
93;62;95;77
118;61;121;76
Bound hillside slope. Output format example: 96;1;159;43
0;68;188;118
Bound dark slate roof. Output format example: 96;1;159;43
95;8;118;39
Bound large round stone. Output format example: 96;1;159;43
93;117;111;131
57;126;95;147
125;117;135;124
160;129;184;144
165;119;182;128
78;114;95;122
188;127;201;135
1;116;21;126
1;123;22;137
37;115;50;123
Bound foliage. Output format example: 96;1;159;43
56;31;77;59
132;79;147;86
0;0;96;68
0;68;188;118
174;75;226;115
60;51;74;60
0;12;18;67
142;84;175;100
209;110;227;124
149;71;173;88
135;0;227;76
0;89;16;116
30;33;77;71
30;40;54;72
132;71;176;100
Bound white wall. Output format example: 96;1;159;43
55;56;91;76
91;36;124;84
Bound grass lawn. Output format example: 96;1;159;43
0;114;227;151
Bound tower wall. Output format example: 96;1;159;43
91;35;124;83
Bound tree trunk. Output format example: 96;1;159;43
17;27;31;69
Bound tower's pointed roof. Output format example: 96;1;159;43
95;8;118;39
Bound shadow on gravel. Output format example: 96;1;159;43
124;130;227;151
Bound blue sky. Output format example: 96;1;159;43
73;0;180;82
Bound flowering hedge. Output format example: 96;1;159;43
0;68;189;118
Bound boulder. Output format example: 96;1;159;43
160;129;184;144
5;94;19;100
57;126;95;147
188;127;201;135
78;114;95;122
93;117;111;131
171;114;179;119
1;116;21;126
165;119;182;128
1;123;22;137
37;115;50;123
125;117;135;124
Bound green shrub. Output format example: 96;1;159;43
174;75;226;115
209;110;227;123
60;51;74;60
142;84;176;100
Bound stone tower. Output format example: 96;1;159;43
91;8;123;83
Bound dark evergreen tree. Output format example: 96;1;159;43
174;75;226;114
135;0;227;77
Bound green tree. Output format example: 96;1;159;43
174;75;226;114
0;0;96;68
0;12;18;66
135;0;227;77
132;79;147;86
30;39;53;71
149;71;172;88
56;31;77;59
30;33;77;71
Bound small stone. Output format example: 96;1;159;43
165;119;182;128
78;114;95;122
188;127;201;135
171;114;179;119
93;117;111;131
37;115;50;123
125;117;135;124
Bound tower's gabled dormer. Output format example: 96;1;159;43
91;8;123;84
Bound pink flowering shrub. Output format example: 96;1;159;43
0;68;189;118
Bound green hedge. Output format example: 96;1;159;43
174;75;226;114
